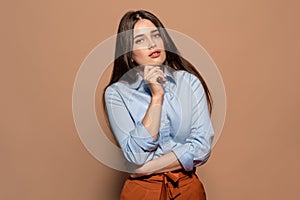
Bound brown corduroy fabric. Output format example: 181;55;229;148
120;169;206;200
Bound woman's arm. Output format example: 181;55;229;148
141;96;163;141
130;151;183;178
141;66;166;141
171;73;214;171
104;66;166;166
105;87;158;165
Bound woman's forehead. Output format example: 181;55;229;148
133;19;158;36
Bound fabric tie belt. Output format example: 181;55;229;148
130;168;195;200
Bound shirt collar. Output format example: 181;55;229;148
126;65;176;89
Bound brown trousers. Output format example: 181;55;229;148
120;169;206;200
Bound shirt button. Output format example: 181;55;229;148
161;120;167;127
164;143;170;148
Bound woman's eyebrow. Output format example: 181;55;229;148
151;29;159;33
133;34;144;39
133;29;159;39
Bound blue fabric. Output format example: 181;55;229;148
104;66;214;171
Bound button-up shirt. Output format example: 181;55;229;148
104;66;214;171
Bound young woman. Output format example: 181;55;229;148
104;10;214;200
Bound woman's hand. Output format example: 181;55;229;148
143;65;166;98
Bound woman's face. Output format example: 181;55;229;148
132;19;166;66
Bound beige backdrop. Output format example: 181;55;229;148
1;0;300;199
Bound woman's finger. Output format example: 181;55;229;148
144;66;165;83
145;71;165;84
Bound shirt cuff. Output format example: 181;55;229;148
172;143;195;171
129;121;159;152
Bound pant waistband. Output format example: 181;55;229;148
129;168;196;181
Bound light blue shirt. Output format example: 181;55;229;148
104;66;214;171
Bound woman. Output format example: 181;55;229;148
104;10;214;200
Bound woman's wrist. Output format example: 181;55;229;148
151;94;164;104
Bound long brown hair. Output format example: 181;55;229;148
104;10;213;114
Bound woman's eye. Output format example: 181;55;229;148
135;39;144;44
153;33;161;38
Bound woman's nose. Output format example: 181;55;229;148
147;39;157;49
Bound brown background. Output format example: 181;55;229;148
1;0;299;199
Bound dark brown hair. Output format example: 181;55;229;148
104;10;213;114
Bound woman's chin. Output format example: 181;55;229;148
146;60;165;66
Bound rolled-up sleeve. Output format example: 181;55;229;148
104;86;159;166
172;74;214;171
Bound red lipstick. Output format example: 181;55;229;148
149;50;161;58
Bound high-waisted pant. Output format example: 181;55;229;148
120;169;206;200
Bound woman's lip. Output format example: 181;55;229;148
149;50;161;58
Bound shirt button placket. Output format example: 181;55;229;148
160;119;170;151
161;120;167;127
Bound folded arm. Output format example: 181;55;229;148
105;86;159;165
